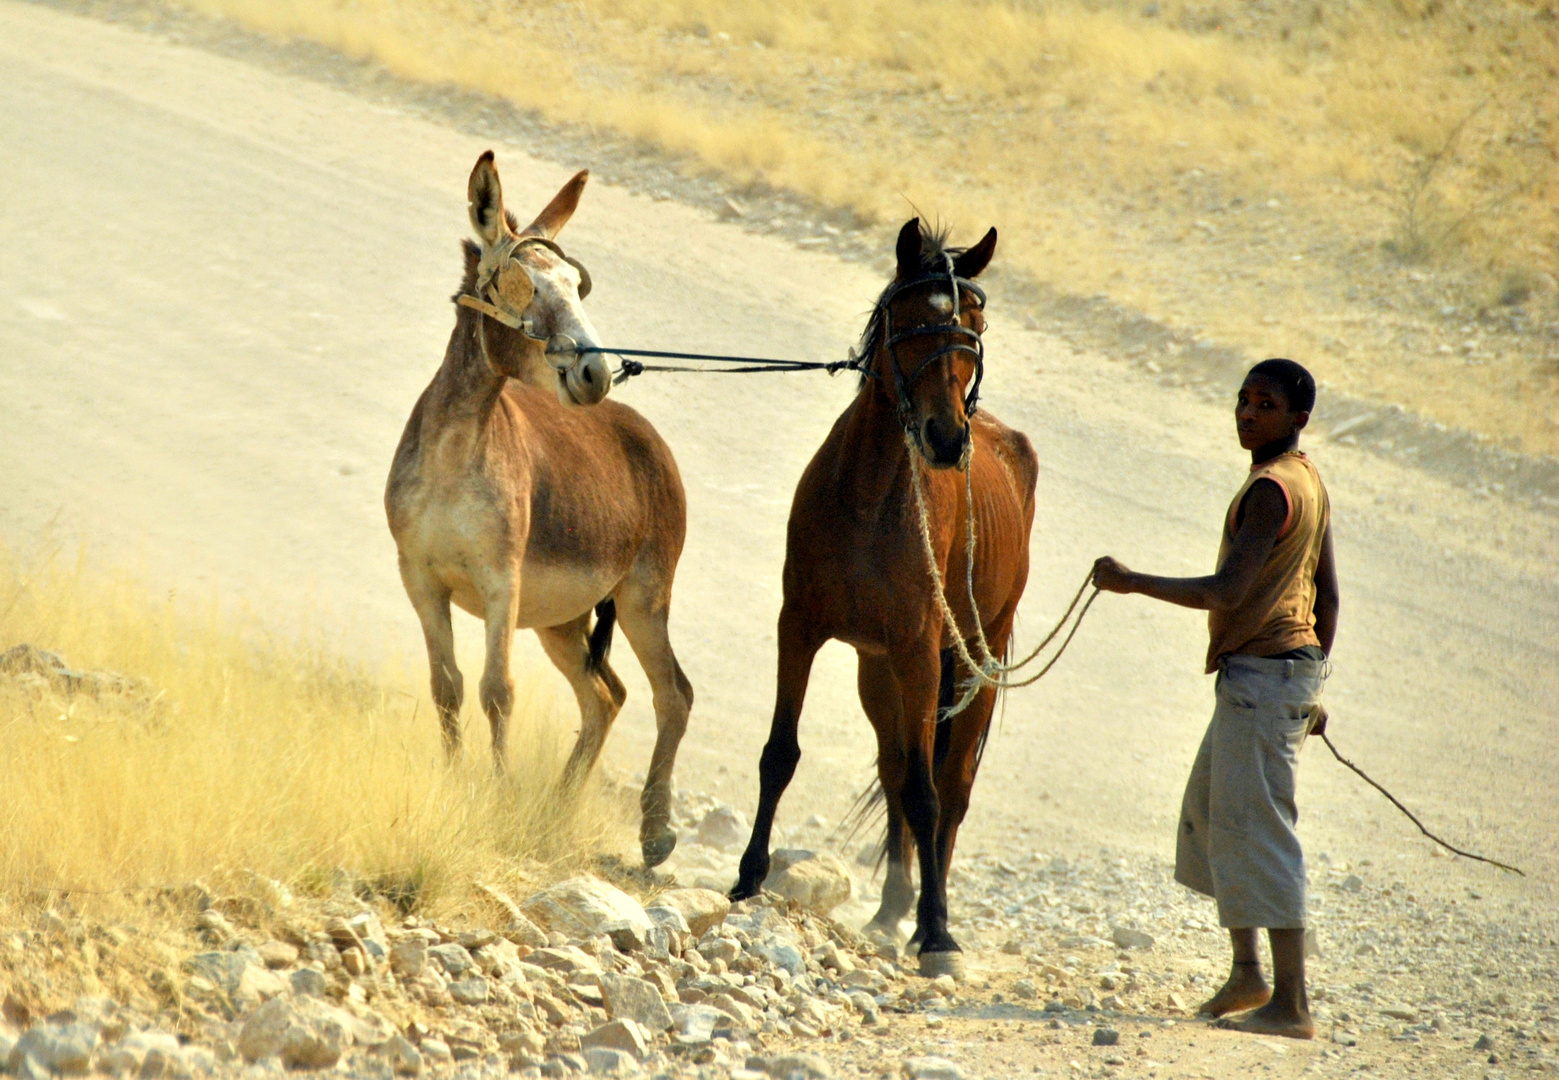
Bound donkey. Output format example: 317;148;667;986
385;152;693;867
730;220;1037;975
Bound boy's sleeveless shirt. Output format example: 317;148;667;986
1205;451;1330;673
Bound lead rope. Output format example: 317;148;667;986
904;431;1100;717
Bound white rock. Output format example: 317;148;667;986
289;968;329;998
237;997;351;1068
580;1019;647;1060
390;938;427;977
1111;926;1155;950
694;805;751;851
904;1055;965;1080
763;850;853;914
649;888;731;936
582;1046;637;1074
448;976;490;1006
380;1034;423;1076
520;877;654;940
598;974;674;1032
765;1053;833;1078
101;1032;181;1076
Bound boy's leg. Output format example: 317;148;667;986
1198;928;1270;1017
1218;928;1314;1038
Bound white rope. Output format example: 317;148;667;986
904;430;1099;718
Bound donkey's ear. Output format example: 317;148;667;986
522;169;589;239
895;218;923;278
954;227;998;279
468;151;511;248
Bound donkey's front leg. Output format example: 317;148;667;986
401;562;463;759
479;581;520;774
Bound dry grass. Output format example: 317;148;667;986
0;543;632;922
172;0;1557;449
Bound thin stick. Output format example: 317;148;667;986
1319;731;1525;876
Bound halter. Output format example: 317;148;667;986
455;234;593;358
874;252;987;431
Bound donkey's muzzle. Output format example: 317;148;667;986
565;352;613;406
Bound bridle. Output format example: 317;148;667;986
873;252;987;433
455;234;593;370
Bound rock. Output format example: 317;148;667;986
289;968;329;998
529;945;601;975
1013;979;1038;1000
505;912;550;949
520;877;654;941
602;921;646;953
428;943;474;976
846;990;879;1022
457;928;498;950
101;1032;181;1077
1092;1028;1120;1046
580;1019;646;1061
767;1052;833;1078
9;1024;99;1075
1341;874;1364;893
257;941;300;969
1111;926;1154;950
448;976;490;1006
903;1055;964;1080
380;1034;423;1076
1381;1005;1418;1021
650;888;731;936
694;806;751;851
698;936;742;966
763;850;852;915
707;992;757;1030
1474;1034;1495;1051
185;950;288;1014
669;1004;723;1045
237;996;351;1068
598;974;674;1032
390;938;427;977
1304;927;1321;958
1166;992;1187;1012
138;1045;186;1078
581;1046;637;1074
419;1039;452;1066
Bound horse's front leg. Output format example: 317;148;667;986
731;609;824;900
478;576;520;774
890;639;962;976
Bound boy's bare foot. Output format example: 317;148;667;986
1197;965;1272;1018
1214;1001;1317;1039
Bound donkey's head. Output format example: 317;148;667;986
866;218;997;469
463;151;612;405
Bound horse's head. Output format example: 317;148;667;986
868;218;997;469
463;151;612;405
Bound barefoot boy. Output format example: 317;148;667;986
1092;358;1339;1039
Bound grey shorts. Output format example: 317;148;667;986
1174;652;1328;929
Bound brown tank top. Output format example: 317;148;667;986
1205;451;1330;673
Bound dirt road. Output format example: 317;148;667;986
2;1;1557;1072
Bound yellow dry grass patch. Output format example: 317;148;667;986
0;545;632;922
171;0;1556;449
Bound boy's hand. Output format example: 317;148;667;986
1308;703;1328;737
1092;556;1136;594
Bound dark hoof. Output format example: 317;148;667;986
640;830;677;869
918;949;966;980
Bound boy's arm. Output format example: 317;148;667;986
1312;521;1339;655
1092;479;1287;612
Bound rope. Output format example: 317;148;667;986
576;346;862;384
904;431;1099;717
1318;731;1525;876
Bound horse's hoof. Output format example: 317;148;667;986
641;830;677;869
917;949;966;980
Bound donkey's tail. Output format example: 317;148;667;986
587;599;617;671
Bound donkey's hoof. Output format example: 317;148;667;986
641;830;677;869
917;949;966;980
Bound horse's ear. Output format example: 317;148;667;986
895;218;923;278
522;169;590;239
468;151;510;248
954;227;998;279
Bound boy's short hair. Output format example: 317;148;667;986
1247;358;1316;414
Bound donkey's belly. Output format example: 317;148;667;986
514;558;620;629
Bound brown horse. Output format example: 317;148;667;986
385;152;693;867
730;219;1037;975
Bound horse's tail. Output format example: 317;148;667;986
837;646;979;871
587;599;616;671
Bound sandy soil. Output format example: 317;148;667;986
1;1;1557;1075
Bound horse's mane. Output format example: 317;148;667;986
856;221;967;390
